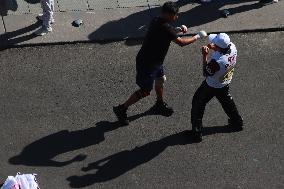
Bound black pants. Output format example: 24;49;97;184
191;81;242;132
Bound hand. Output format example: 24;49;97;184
207;43;214;49
176;25;188;34
180;25;188;33
195;30;208;39
202;46;209;56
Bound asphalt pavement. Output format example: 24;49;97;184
0;31;283;188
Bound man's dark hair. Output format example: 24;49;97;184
162;1;179;15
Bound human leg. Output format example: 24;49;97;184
191;81;215;141
215;86;243;129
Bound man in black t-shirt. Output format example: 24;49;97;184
114;1;208;125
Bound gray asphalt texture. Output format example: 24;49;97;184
0;32;283;189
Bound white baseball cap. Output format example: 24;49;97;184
209;33;231;49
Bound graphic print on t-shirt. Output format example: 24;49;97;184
206;43;238;88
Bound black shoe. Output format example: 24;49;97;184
191;131;202;142
113;105;129;125
228;119;243;131
151;101;174;117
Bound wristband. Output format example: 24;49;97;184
194;34;200;39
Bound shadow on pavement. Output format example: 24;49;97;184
0;20;42;50
66;125;242;188
0;0;18;16
89;0;263;45
88;0;195;44
8;105;166;167
8;121;124;167
177;0;263;27
0;0;40;16
0;0;41;50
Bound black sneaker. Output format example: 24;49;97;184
228;119;243;131
113;105;129;125
151;101;174;117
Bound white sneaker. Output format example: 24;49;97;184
37;14;55;24
34;27;52;36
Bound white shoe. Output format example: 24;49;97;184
37;14;55;24
34;26;52;36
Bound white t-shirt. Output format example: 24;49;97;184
205;42;237;88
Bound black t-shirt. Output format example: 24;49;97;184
136;17;178;68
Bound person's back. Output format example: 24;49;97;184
137;16;178;67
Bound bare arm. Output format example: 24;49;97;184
173;36;198;47
202;46;210;64
173;31;208;47
202;48;209;64
202;46;210;76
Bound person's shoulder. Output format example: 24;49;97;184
149;17;156;25
161;22;175;34
161;20;172;28
151;16;159;22
230;42;237;52
218;56;228;64
230;42;236;47
217;53;229;65
149;17;167;29
211;52;222;60
211;52;225;66
151;16;164;24
153;17;171;27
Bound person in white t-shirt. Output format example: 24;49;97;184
191;33;243;142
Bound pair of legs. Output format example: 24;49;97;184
191;81;243;139
34;0;54;36
123;75;166;109
114;64;173;125
41;0;54;30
